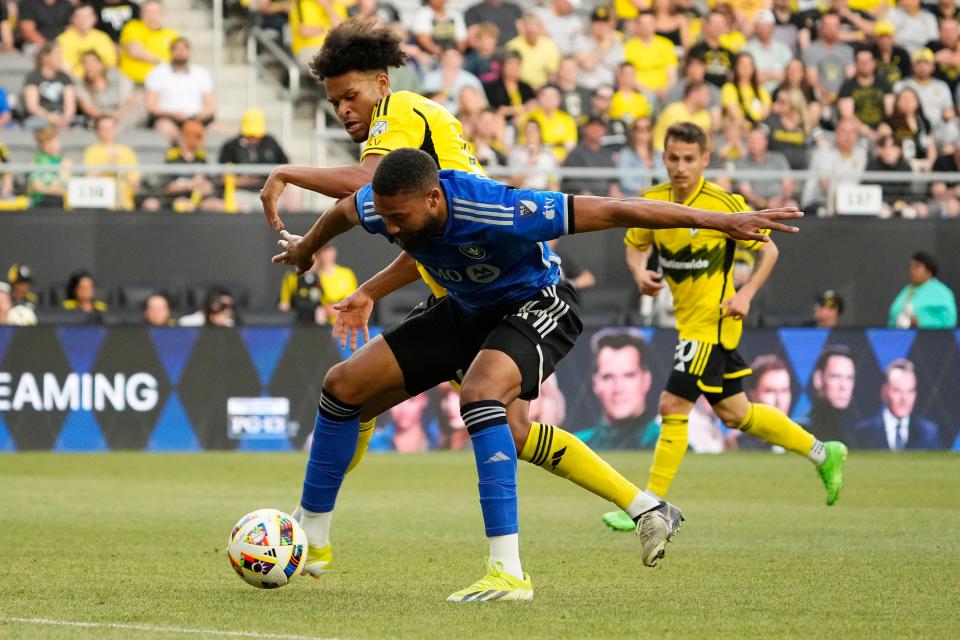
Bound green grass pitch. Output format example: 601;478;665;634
2;451;959;639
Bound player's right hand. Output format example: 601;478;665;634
260;168;287;230
635;270;665;297
332;289;374;351
271;230;315;275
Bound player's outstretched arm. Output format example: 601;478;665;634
572;196;802;242
332;253;422;351
271;196;361;274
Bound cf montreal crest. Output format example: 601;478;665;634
459;244;486;259
519;200;538;216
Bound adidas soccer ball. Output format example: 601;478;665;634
227;508;306;589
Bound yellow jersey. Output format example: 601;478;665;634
520;108;579;162
623;35;679;91
652;102;712;151
504;35;561;89
118;20;179;84
290;0;348;56
624;177;766;349
57;28;117;78
280;265;358;324
360;90;484;299
720;82;771;124
610;90;652;124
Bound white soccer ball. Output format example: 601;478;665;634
227;508;306;589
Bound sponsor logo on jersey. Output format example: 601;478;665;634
519;200;538;216
370;119;388;138
544;197;556;220
459;244;486;259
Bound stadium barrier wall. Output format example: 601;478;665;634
0;325;957;452
2;210;960;326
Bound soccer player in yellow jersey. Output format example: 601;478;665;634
603;122;848;532
259;18;684;579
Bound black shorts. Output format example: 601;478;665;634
384;282;582;401
665;338;751;404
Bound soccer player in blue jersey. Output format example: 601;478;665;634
272;148;801;601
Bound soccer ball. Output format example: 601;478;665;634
227;508;306;589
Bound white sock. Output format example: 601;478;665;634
627;490;662;519
808;440;827;466
488;533;523;580
298;506;332;547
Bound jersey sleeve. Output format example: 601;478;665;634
497;188;573;241
624;226;654;250
353;183;388;236
359;94;426;161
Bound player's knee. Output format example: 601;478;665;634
658;392;688;417
322;362;365;407
457;381;490;408
714;404;746;429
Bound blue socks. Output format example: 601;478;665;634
301;389;361;513
462;400;519;537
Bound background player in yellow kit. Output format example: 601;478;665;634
603;122;848;532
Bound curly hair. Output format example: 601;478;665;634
310;18;407;80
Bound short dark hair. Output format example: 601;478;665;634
310;18;407;80
814;344;854;373
372;148;439;197
143;291;171;311
592;331;650;372
664;121;709;152
683;80;707;99
66;269;94;301
911;251;938;277
748;355;790;390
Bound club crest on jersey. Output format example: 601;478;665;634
459;244;486;259
689;228;699;236
370;119;388;138
519;200;538;216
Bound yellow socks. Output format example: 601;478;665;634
346;418;376;473
646;414;690;498
520;422;641;510
738;403;816;457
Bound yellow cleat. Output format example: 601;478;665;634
446;560;534;602
301;543;332;578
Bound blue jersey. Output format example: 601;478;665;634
354;170;573;315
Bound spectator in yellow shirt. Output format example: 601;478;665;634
57;3;117;78
721;52;772;125
653;81;713;150
83;115;140;211
290;0;347;69
278;244;358;325
610;62;652;125
520;84;578;161
118;0;179;84
624;10;678;100
506;11;561;89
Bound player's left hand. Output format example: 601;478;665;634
720;290;752;320
332;288;374;351
719;208;803;242
272;230;315;275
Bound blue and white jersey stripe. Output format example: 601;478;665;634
354;170;572;314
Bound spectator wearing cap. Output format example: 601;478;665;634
561;116;618;196
83;115;141;211
56;3;117;78
520;84;578;161
7;265;40;308
652;82;712;152
930;141;960;217
145;38;216;141
895;48;956;134
118;0;180;85
412;0;467;56
143;292;174;326
623;11;678;102
573;6;624;91
422;48;486;115
531;0;583;56
482;50;535;124
865;135;928;218
610;62;652;126
18;0;75;51
463;23;501;85
95;0;141;43
737;127;797;210
875;19;913;85
465;0;521;48
219;109;292;214
811;290;844;328
801;117;867;214
555;56;592;126
743;10;793;94
506;11;561;90
838;47;894;134
22;43;78;131
63;270;108;324
688;10;735;88
28;126;72;207
889;0;939;55
803;12;855;108
888;252;957;328
290;0;348;68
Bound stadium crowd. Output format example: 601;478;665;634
0;1;959;216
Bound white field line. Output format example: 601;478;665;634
0;616;340;640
